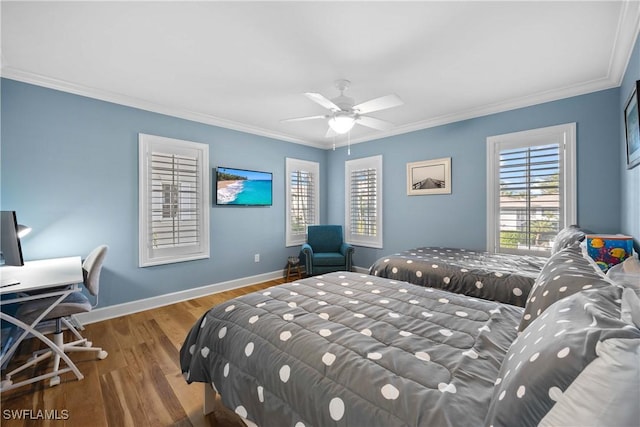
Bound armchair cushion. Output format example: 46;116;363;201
313;252;346;266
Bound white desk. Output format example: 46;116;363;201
0;256;84;392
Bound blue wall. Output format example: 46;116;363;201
1;56;636;309
620;32;640;250
327;88;622;268
1;79;327;307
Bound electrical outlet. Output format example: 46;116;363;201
254;253;260;263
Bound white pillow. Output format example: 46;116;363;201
538;337;640;427
621;288;640;328
539;288;640;427
607;255;640;289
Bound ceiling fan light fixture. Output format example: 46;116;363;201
283;79;403;138
328;115;356;134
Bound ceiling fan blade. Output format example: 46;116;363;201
353;94;403;114
305;92;341;111
280;115;326;123
357;116;395;131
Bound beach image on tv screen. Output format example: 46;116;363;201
217;167;272;205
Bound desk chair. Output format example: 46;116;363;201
9;245;109;386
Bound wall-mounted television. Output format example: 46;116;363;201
215;167;273;206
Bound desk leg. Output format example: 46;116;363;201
0;290;71;365
0;312;83;392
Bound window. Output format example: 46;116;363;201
345;155;383;248
139;134;209;267
486;123;576;255
285;158;319;246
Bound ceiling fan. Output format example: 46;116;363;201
282;79;403;137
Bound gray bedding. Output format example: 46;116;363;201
180;272;523;427
369;247;547;307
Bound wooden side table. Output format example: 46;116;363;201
286;256;303;281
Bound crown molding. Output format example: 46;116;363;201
608;0;640;86
0;67;328;150
0;65;626;152
3;0;639;155
329;2;640;149
333;74;623;149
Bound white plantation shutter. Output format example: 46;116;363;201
346;155;383;248
151;153;199;247
487;123;576;255
139;134;209;266
289;170;315;234
497;144;561;252
349;168;377;235
286;158;319;246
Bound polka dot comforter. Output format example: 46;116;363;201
369;248;547;307
180;272;523;427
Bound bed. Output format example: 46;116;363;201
181;271;522;426
367;226;589;307
180;241;640;427
368;247;546;307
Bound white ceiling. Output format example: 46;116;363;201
2;1;640;149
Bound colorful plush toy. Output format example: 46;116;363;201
586;235;634;271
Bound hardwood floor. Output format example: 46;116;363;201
0;278;285;426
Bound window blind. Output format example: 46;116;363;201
349;167;378;238
345;155;382;248
497;143;561;253
289;170;315;236
285;158;319;247
139;134;209;267
150;153;200;249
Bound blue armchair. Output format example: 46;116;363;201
301;225;354;276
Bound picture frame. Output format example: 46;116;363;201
407;157;451;195
624;80;640;169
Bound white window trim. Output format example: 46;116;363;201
285;158;320;247
139;133;210;267
486;123;576;254
345;155;383;249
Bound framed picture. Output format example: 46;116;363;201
624;80;640;169
407;157;451;195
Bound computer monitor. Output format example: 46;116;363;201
1;211;25;267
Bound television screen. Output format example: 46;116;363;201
215;167;273;206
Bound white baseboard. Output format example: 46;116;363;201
75;269;284;325
75;266;371;325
